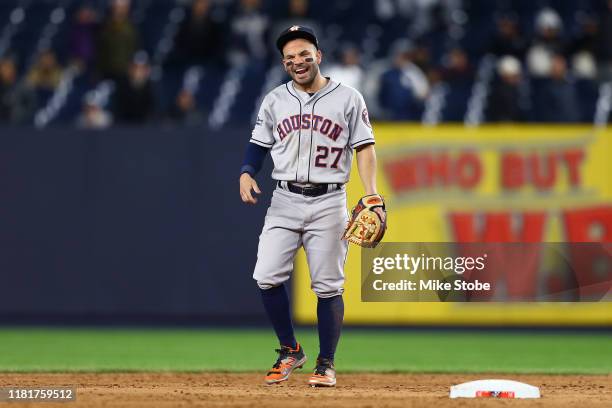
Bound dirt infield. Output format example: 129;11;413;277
0;373;610;407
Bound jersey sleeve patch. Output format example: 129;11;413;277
361;108;371;128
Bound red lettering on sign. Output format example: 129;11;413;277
501;148;585;191
451;212;545;299
424;153;451;187
562;206;612;299
450;212;546;242
562;149;585;187
529;153;556;189
383;152;482;193
455;152;482;189
501;152;524;189
563;206;612;242
384;159;418;192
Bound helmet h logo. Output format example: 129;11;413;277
289;25;300;31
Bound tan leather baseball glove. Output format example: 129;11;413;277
342;194;387;248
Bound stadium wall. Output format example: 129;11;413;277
0;127;274;324
1;125;610;326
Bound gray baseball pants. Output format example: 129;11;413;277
253;185;349;298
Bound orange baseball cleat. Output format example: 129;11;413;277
264;343;307;385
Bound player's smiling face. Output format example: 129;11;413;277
282;39;321;87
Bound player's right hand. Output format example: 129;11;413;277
239;173;261;204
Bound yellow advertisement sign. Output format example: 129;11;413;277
294;125;612;326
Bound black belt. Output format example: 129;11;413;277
277;181;342;197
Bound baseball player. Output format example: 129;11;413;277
239;26;382;387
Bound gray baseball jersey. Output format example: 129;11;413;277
250;78;375;184
251;78;376;298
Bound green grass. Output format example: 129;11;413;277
0;328;610;374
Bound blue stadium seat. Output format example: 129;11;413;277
196;65;225;113
51;73;92;125
154;65;185;115
138;1;174;55
12;4;56;70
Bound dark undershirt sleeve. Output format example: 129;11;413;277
240;142;270;176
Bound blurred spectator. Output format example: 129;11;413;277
566;16;600;122
567;15;598;79
0;1;605;127
113;52;155;124
325;45;364;91
76;91;113;129
228;0;270;66
96;0;140;81
171;0;224;67
0;56;36;124
488;14;527;58
412;42;433;76
439;47;473;84
26;50;63;92
597;0;612;81
568;15;598;57
487;56;525;122
414;1;453;39
282;0;316;26
534;54;580;122
167;89;204;126
375;0;452;39
439;47;474;121
272;0;321;51
373;0;413;41
527;8;565;77
68;4;99;72
379;40;429;120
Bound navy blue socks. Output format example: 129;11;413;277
260;286;344;358
317;295;344;361
259;284;297;349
